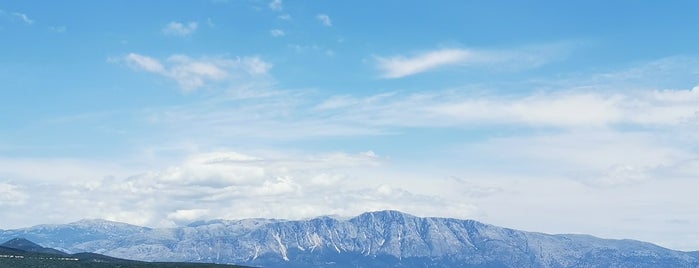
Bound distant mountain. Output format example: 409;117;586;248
0;238;250;268
1;237;68;256
0;210;697;267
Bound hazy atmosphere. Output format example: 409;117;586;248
2;0;699;252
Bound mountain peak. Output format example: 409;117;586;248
353;209;417;220
1;237;40;249
73;218;129;225
1;237;66;255
70;219;151;231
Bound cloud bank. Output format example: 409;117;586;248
0;151;475;228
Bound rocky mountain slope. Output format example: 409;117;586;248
0;210;696;267
0;238;248;268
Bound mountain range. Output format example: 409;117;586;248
0;210;697;267
0;237;248;268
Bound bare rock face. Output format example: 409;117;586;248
1;210;697;267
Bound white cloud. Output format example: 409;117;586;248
0;157;133;184
167;208;210;223
278;14;291;20
119;53;272;91
376;49;470;78
240;56;273;75
269;29;285;37
167;55;229;90
268;0;283;11
48;26;67;33
162;21;198;37
316;14;332;26
465;175;699;251
426;92;625;127
463;130;690;185
312;86;699;129
0;183;28;205
124;53;166;73
0;10;33;25
0;150;476;228
136;83;699;155
12;12;33;25
375;44;567;78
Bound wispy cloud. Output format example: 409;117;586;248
116;53;272;91
270;29;285;37
0;10;34;25
162;21;198;37
48;26;67;33
314;86;699;128
12;12;33;24
268;0;283;11
136;61;699;141
375;45;566;78
288;43;334;57
317;14;332;26
376;49;470;78
123;53;165;73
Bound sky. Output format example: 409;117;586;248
1;0;699;251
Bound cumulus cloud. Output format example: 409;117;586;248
118;53;272;91
162;21;198;37
0;150;480;227
316;14;332;26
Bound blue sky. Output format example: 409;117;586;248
2;0;699;250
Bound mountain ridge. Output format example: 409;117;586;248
0;237;70;256
0;210;696;267
0;237;252;267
